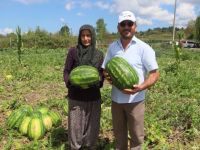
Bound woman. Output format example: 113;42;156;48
63;24;104;150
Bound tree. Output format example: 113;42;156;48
34;26;49;49
35;26;48;37
185;20;195;39
96;18;107;42
16;26;22;64
59;25;70;36
177;31;184;42
195;15;200;42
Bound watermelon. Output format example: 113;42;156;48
14;108;32;128
7;105;63;140
7;109;23;128
36;106;49;114
19;116;31;135
7;107;32;129
63;103;68;115
69;65;100;89
105;57;139;90
28;112;45;140
41;114;52;131
19;105;33;112
48;111;62;127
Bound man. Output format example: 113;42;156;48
102;11;159;150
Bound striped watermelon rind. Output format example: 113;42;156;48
7;109;22;129
41;114;52;131
7;106;32;129
27;113;45;140
69;65;100;89
36;106;49;115
19;116;31;135
7;105;62;140
48;111;62;127
105;57;139;90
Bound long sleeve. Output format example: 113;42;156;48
63;48;76;88
98;53;104;88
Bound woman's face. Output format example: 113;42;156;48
80;29;92;47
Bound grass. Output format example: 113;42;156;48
0;46;200;149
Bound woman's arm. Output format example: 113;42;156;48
63;48;75;88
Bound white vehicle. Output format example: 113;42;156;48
180;40;195;48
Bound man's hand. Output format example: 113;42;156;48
122;69;159;95
103;70;112;84
122;84;143;94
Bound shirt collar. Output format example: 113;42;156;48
132;36;137;42
117;36;137;51
117;35;137;45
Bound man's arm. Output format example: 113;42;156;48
122;69;159;94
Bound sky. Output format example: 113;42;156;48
0;0;200;35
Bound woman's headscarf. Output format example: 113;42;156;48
76;24;101;68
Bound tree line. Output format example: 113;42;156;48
0;15;200;50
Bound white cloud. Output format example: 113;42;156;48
108;0;174;25
108;0;198;27
14;0;47;4
182;0;200;5
95;1;110;10
79;1;92;9
65;0;92;11
109;0;138;13
136;5;172;22
77;12;84;16
136;17;152;26
65;1;75;10
176;3;196;27
60;18;65;23
159;0;174;5
0;28;14;35
63;0;198;28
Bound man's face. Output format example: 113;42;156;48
118;20;136;40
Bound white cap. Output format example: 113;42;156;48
118;11;136;23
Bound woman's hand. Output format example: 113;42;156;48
103;70;112;84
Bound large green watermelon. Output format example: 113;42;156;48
41;114;52;131
7;109;23;129
36;106;49;115
48;111;62;127
69;65;100;89
7;106;32;129
105;57;139;90
19;116;31;135
27;112;45;140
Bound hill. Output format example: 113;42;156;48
136;27;184;42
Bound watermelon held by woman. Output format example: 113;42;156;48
105;57;139;90
69;65;100;89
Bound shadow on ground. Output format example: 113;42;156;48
50;127;115;150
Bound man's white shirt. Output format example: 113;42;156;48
102;36;158;103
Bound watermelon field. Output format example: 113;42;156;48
0;45;200;150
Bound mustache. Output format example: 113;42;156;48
122;29;131;32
